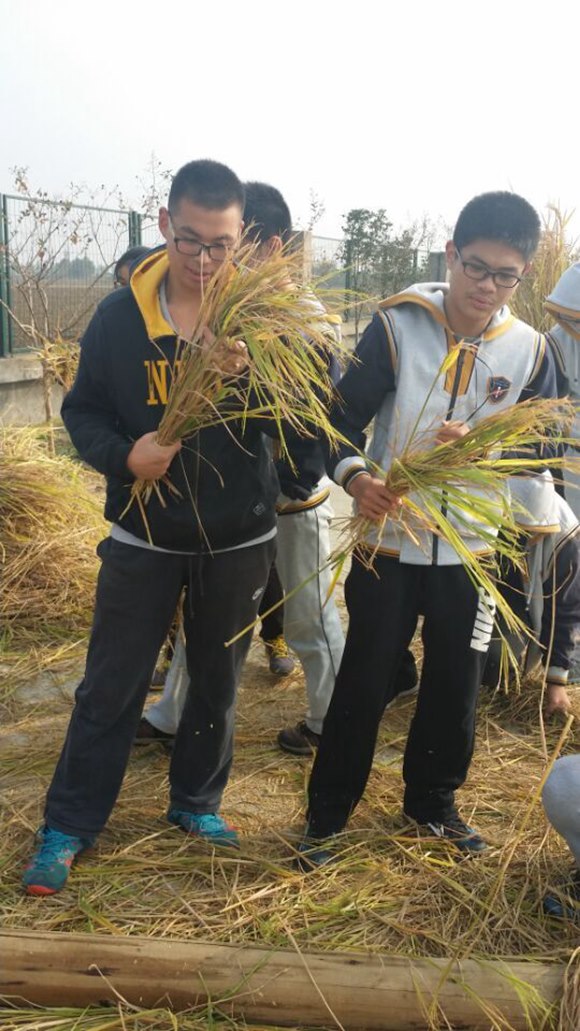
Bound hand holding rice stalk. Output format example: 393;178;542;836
131;237;348;512
331;347;579;676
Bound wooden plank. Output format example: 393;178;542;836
0;929;566;1030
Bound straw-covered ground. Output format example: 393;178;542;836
1;462;580;1029
2;618;580;1028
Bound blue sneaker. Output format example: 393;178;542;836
404;811;488;854
167;809;239;848
23;826;93;895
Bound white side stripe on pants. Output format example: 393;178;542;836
470;589;496;652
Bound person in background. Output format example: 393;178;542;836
113;246;150;288
258;565;296;676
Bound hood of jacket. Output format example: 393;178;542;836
380;281;516;341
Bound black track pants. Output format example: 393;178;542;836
307;555;493;837
45;535;275;838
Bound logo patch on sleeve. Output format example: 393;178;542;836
487;376;511;403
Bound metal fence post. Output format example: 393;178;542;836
0;193;14;357
128;211;142;248
344;239;352;322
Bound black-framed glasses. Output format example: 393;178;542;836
168;216;231;262
456;249;522;289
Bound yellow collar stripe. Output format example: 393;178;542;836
527;334;547;384
130;250;175;340
380;292;448;326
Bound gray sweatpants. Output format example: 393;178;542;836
542;754;580;867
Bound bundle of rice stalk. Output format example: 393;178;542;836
134;237;348;506
0;427;106;648
511;203;579;334
225;381;578;656
333;389;579;664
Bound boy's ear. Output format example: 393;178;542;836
159;206;170;240
444;240;456;270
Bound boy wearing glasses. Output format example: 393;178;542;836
299;191;557;865
23;160;280;895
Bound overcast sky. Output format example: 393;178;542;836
1;0;577;244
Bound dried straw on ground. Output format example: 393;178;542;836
0;427;105;697
2;618;580;1029
35;332;79;394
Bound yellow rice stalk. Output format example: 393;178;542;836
132;237;349;508
511;204;578;333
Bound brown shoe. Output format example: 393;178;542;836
134;717;175;746
277;720;321;756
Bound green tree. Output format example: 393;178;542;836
52;256;97;281
341;208;419;343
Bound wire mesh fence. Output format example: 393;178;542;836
310;235;346;291
0;194;163;354
0;192;439;357
0;195;343;356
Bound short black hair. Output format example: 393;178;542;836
168;159;245;213
453;191;541;262
243;181;292;244
114;246;149;279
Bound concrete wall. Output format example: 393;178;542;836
0;355;64;426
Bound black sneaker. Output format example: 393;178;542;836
295;835;338;871
263;636;296;676
404;810;488;854
134;717;175;746
543;869;580;919
277;720;321;756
